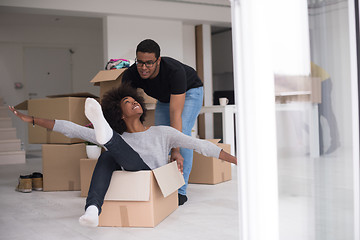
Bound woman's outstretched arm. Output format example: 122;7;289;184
165;126;238;165
9;106;55;130
219;149;237;165
9;106;98;144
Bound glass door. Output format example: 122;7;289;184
230;0;359;239
276;1;359;239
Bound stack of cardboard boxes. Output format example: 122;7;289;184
15;93;97;191
189;139;232;185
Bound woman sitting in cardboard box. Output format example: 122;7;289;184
9;84;237;228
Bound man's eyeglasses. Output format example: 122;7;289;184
135;57;158;68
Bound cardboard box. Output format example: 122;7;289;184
42;143;87;191
189;139;232;184
99;161;185;227
80;158;97;197
15;93;98;144
90;68;157;105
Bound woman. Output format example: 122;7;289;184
9;85;237;227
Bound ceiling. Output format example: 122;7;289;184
0;1;231;33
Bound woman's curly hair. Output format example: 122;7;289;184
101;83;147;134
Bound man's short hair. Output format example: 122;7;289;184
136;39;160;58
101;83;147;134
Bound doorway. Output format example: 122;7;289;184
23;46;73;150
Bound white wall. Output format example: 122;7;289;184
0;13;103;98
0;13;103;147
104;16;184;64
182;24;197;69
0;0;231;25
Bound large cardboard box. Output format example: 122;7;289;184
80;158;97;197
99;161;185;227
189;139;232;185
90;69;157;105
42;143;87;191
15;93;98;144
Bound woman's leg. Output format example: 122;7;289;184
80;151;119;227
84;98;113;145
319;79;340;154
80;141;150;227
85;151;120;213
80;98;150;227
84;136;151;211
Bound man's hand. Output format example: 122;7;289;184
171;148;184;174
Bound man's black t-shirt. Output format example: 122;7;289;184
122;57;203;103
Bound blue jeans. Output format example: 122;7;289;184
155;87;203;195
318;78;340;154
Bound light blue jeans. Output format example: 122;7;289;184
155;87;203;195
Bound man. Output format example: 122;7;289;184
311;62;340;155
122;39;204;205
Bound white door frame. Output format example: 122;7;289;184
230;0;360;239
230;0;279;239
348;0;360;239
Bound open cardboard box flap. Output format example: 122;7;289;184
153;161;185;198
14;100;28;110
104;161;184;201
90;68;127;86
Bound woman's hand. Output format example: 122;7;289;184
171;149;184;174
8;106;33;123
